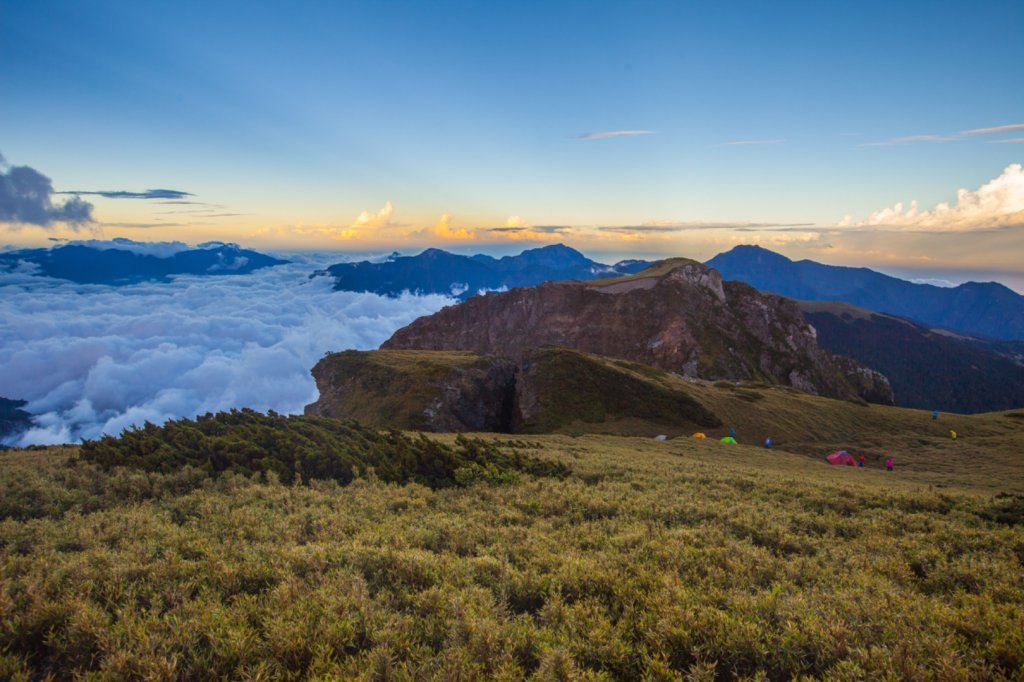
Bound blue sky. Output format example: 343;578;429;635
1;0;1022;284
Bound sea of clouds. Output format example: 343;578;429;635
0;254;454;446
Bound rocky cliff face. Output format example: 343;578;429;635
305;350;518;431
383;260;893;404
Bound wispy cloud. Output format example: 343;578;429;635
489;225;571;234
837;163;1024;230
575;130;655;140
484;217;574;241
985;137;1024;144
599;221;813;234
961;123;1024;137
723;139;784;146
864;122;1024;146
58;189;193;200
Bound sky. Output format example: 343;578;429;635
2;0;1023;286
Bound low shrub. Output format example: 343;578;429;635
79;409;569;488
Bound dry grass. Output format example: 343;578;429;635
1;428;1022;680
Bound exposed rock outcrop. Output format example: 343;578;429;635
383;260;893;404
305;348;723;434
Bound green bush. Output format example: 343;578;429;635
79;409;569;488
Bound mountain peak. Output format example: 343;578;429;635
707;246;1024;340
717;244;794;264
500;243;590;268
382;260;893;404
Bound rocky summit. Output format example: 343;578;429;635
382;259;894;404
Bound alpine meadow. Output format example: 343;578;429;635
3;1;1024;680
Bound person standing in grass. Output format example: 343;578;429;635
950;429;957;440
764;436;773;449
886;457;894;472
933;409;939;420
859;453;866;468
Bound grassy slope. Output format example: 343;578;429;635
517;350;722;434
312;348;1024;493
311;350;499;429
1;436;1022;680
514;350;1024;494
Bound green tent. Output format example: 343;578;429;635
720;436;737;444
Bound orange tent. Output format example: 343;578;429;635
692;432;706;439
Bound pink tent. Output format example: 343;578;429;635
826;450;856;466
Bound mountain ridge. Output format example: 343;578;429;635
707;245;1024;340
798;300;1024;413
318;243;653;299
0;241;287;284
382;259;893;403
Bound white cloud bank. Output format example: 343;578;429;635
0;257;453;445
838;164;1024;230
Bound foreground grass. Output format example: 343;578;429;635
1;434;1023;680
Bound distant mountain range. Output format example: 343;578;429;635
706;245;1024;341
0;240;287;284
319;244;653;299
322;241;1024;413
799;301;1024;413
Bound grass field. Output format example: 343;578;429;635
306;348;1024;496
2;422;1022;680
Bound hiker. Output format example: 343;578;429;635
886;458;894;472
764;436;773;449
729;426;737;439
950;430;957;441
858;453;866;468
933;409;939;420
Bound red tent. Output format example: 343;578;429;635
826;450;856;466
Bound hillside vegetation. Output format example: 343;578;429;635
79;409;568;490
1;429;1022;680
308;348;1024;493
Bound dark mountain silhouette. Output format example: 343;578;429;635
706;245;1024;341
0;241;287;284
382;259;893;404
799;301;1024;413
0;398;32;445
319;244;653;299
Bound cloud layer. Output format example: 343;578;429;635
0;156;94;226
838;163;1024;230
0;257;453;445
